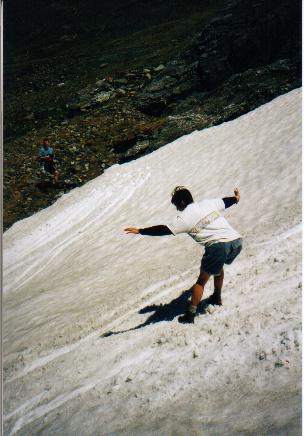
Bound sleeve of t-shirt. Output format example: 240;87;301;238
167;215;190;235
38;148;44;157
209;198;225;212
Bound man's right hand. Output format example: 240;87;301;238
124;228;140;234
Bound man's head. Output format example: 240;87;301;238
171;186;194;211
43;138;49;148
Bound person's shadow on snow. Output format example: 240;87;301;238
101;289;210;338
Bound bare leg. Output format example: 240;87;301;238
191;271;211;306
214;268;224;295
54;171;59;185
179;271;210;323
209;269;224;305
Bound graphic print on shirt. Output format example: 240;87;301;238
189;210;221;240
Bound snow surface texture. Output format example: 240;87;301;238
3;89;302;435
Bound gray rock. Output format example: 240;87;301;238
60;34;77;41
95;80;104;87
114;78;128;85
154;64;165;72
94;92;112;104
257;351;267;361
116;88;126;96
67;85;113;114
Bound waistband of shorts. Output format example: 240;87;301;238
205;237;242;248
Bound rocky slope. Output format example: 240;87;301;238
3;0;301;230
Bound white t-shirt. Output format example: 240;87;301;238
167;199;241;247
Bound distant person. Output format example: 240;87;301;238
125;187;242;324
38;138;59;184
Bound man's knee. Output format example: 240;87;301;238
196;271;210;286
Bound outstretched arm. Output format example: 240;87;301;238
222;188;240;209
125;225;173;236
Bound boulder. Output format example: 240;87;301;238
66;82;114;115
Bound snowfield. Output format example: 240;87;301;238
3;89;302;435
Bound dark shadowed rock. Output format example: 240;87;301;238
66;80;115;115
3;0;301;230
135;0;301;116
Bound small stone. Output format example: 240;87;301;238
94;91;112;104
125;377;132;383
193;349;199;358
154;64;165;72
257;351;267;360
115;78;128;85
95;80;104;87
116;88;126;96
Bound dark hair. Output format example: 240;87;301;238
171;187;194;210
43;138;49;144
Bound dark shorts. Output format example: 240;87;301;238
42;161;56;175
201;238;243;276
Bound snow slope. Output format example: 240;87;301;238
3;89;302;435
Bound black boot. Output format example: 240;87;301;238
178;310;195;324
207;292;222;306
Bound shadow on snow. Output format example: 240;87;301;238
101;289;212;338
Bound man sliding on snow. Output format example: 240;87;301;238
125;187;242;324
